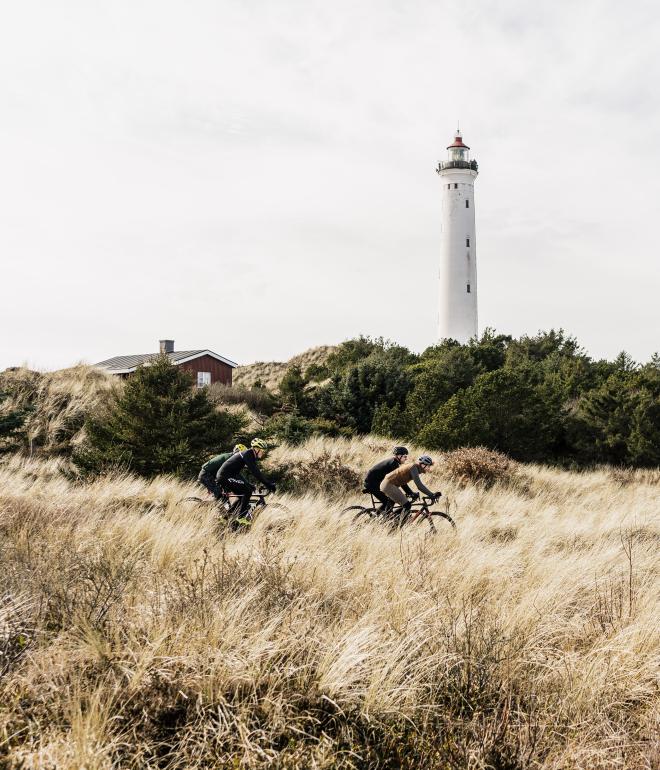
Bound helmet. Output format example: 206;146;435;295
251;438;268;451
393;446;409;456
233;443;247;453
418;455;434;467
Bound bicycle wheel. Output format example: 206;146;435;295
340;504;370;517
351;507;379;526
177;497;218;510
413;510;456;533
263;502;291;515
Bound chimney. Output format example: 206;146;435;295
159;339;174;354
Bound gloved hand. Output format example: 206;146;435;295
409;492;420;501
266;482;276;493
433;491;442;501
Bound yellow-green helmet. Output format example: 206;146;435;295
233;443;247;453
251;438;268;451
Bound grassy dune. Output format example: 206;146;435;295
233;346;336;391
0;437;658;769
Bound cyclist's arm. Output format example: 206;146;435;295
410;466;433;497
243;451;272;487
401;482;414;496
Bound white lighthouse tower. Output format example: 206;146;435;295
436;129;479;343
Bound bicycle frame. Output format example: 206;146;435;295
364;491;437;518
399;495;438;524
220;487;273;513
368;493;447;527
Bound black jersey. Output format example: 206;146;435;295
364;458;399;490
218;448;271;486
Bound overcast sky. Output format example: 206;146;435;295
1;0;659;370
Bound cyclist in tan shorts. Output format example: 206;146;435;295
380;454;440;510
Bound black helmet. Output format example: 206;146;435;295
393;446;409;456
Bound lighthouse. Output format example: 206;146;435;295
436;129;479;343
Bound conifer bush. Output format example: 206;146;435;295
73;355;245;478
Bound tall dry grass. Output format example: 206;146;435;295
0;366;117;455
0;437;658;769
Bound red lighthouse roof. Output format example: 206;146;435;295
447;132;469;150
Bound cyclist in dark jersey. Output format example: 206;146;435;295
198;444;246;498
363;446;414;511
217;438;276;519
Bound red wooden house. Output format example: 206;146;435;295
95;340;237;387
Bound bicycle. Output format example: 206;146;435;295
178;488;289;529
341;492;455;534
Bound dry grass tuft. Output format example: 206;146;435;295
441;446;516;488
608;465;660;487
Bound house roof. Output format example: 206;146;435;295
95;349;238;374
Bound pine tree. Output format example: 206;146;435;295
74;355;245;477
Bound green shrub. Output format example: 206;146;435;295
0;389;31;451
262;413;313;446
305;363;330;382
419;368;561;461
263;413;352;446
74;355;245;478
370;402;410;439
307;417;354;439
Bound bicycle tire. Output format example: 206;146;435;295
351;508;379;525
412;510;456;533
431;511;456;529
261;501;291;515
178;496;216;506
340;504;371;517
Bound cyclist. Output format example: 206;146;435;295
380;455;440;512
198;444;247;499
217;438;276;524
363;446;412;511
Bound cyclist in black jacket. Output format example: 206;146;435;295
217;438;276;519
363;446;413;511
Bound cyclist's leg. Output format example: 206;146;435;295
380;481;410;525
221;477;253;515
198;471;221;498
366;488;392;513
380;481;407;508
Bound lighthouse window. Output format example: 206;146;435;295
467;284;471;293
466;237;470;247
454;183;458;189
466;199;470;208
447;184;450;189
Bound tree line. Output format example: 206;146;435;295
1;329;658;475
263;329;660;468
